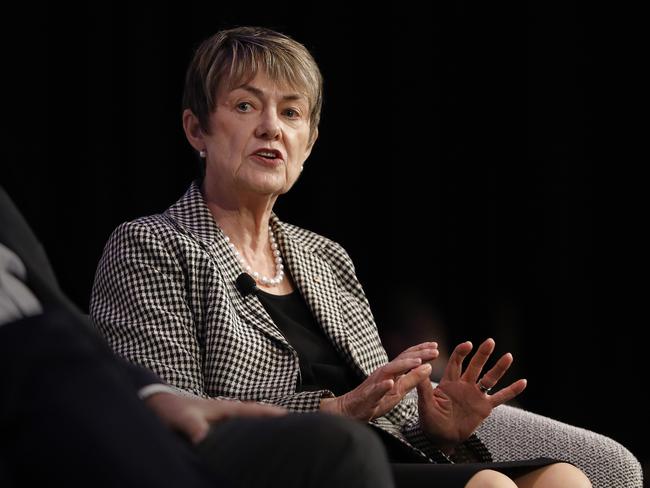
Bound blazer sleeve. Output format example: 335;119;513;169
120;358;163;391
90;221;335;411
90;221;208;394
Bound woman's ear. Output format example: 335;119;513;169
182;109;205;152
306;127;319;153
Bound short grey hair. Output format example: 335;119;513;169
182;26;323;146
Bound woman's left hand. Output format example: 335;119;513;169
416;338;527;454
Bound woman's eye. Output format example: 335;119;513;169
284;108;300;118
237;102;252;112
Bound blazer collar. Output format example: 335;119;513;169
165;181;351;357
165;181;222;244
280;234;353;363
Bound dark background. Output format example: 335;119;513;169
1;3;644;473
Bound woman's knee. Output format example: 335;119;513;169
513;462;592;488
465;469;517;488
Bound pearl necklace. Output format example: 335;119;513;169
223;225;285;287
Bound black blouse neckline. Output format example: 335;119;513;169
256;288;298;299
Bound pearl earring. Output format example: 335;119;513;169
199;150;207;158
300;165;304;172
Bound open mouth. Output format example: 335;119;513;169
251;148;283;166
252;148;283;159
256;153;278;160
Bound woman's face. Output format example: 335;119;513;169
202;71;316;199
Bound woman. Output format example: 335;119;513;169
90;27;595;487
0;185;395;488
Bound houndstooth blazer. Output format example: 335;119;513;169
90;181;490;464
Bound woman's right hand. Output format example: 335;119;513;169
320;342;439;421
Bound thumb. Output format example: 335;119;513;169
416;375;436;405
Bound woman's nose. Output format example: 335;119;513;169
255;110;281;139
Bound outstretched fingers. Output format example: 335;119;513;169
400;342;438;353
489;379;527;406
477;352;513;391
462;338;495;383
443;341;473;381
476;351;527;406
395;342;439;362
380;357;424;379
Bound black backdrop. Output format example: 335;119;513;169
1;3;645;472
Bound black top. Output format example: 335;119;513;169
256;288;359;396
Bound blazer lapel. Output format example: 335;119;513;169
166;182;372;374
165;182;291;348
275;219;354;367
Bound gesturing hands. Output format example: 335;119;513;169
416;338;527;453
321;342;439;421
323;337;525;451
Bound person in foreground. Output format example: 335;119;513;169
90;27;638;487
0;185;395;488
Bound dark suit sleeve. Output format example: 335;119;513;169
0;306;214;486
1;185;164;393
0;187;59;293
